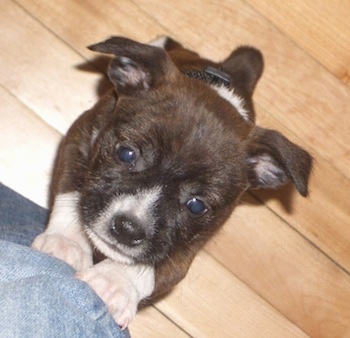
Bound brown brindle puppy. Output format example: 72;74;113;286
32;36;312;328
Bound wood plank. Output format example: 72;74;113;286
16;0;164;57
0;86;58;207
130;306;190;338
205;192;350;337
156;251;308;338
0;0;102;134
244;0;350;85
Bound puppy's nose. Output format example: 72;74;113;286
110;215;145;247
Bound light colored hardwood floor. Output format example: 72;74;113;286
1;1;349;337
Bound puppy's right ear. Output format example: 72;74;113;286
88;36;177;95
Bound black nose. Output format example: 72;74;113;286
110;215;146;247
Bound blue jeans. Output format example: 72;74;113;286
0;184;130;338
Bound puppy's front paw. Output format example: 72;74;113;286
76;264;138;329
76;260;155;329
32;232;92;271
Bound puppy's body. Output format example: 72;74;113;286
33;36;312;328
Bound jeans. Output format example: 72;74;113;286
0;183;130;338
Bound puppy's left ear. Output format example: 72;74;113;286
245;127;313;196
88;36;177;95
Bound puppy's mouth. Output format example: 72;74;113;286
86;227;145;265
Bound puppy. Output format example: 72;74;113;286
32;36;312;328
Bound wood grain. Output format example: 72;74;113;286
156;251;308;338
206;193;350;337
130;306;190;338
1;0;349;337
0;86;58;207
244;0;350;85
0;1;101;134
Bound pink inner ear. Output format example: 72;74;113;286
89;36;176;95
108;57;151;93
247;153;288;190
256;153;289;187
246;127;312;196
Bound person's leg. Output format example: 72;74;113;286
0;184;130;337
0;183;48;245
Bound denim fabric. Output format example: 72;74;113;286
0;184;130;338
0;184;48;246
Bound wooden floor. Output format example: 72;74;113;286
1;1;350;337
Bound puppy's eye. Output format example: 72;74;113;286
186;198;208;216
116;145;136;165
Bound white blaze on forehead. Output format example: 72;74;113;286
108;186;162;221
211;84;250;122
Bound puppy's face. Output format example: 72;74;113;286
81;80;248;264
78;37;312;265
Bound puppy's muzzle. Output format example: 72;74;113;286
110;214;146;247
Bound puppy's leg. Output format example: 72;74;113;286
32;192;92;271
76;259;155;329
151;247;197;300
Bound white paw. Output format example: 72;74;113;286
32;232;92;271
76;263;138;329
75;260;155;329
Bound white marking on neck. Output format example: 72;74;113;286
211;84;250;122
107;186;161;224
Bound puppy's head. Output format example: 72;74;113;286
80;37;312;265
